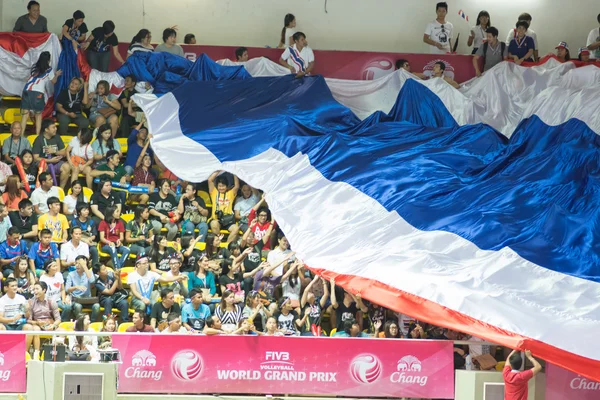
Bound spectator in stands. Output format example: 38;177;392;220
22;54;62;136
274;296;303;335
11;150;37;190
125;120;152;178
66;136;92;191
162;255;188;297
330;277;368;332
98;206;130;270
118;77;139;138
128;29;154;58
239;229;272;293
0;204;10;242
95;263;129;321
98;315;117;348
86;82;121;138
180;235;200;272
30;172;60;216
205;233;226;276
27;281;60;359
32;119;71;188
182;288;212;331
278;13;296;49
281;260;303;311
7;256;36;300
215;289;243;332
66;255;98;321
2;175;28;211
70;203;99;265
0;277;32;332
468;11;490;54
254;258;289;305
150;287;181;331
506;13;538;62
90;180;122;225
93;150;131;189
60;227;90;274
56;78;89;135
554;42;571;62
0;158;13;192
92;125;122;169
38;197;69;243
473;27;508;77
13;1;47;33
184;34;196;45
155;28;184;57
279;32;315;78
63;181;87;217
247;198;275;250
264;316;283;336
39;259;72;321
0;229;28;275
9;199;37;248
82;20;125;72
375;320;402;339
129;254;186;312
503;349;542;399
235;47;249;62
333;318;369;337
126;205;153;256
267;234;293;276
300;275;329;335
126;310;154;332
148;234;176;272
219;253;246;301
3;122;31;166
208;171;240;244
61;10;88;51
586;14;600;60
131;153;155;205
423;2;453;54
242;291;270;333
187;255;217;305
579;47;592;62
178;183;209;240
508;21;535;65
235;184;260;232
432;61;460;88
148;179;179;241
162;312;187;333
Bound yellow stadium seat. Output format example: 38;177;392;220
194;242;206;251
2;96;21;101
116;138;128;154
58;321;75;331
118;322;133;332
61;135;75;147
27;134;36;146
4;108;33;125
121;213;135;223
167;241;181;251
56;187;65;202
329;328;337;337
90;322;103;332
197;190;212;207
0;133;11;143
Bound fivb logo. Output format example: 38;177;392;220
390;355;428;386
171;350;203;381
265;351;290;362
0;351;11;382
349;354;382;384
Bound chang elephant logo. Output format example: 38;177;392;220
396;355;422;372
131;350;156;367
125;350;162;380
171;350;203;381
349;354;382;384
390;355;428;386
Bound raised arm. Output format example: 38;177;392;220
232;174;240;194
351;293;368;313
525;350;542;376
207;170;221;193
301;275;319;308
319;277;330;308
330;277;338;309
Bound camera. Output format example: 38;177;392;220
215;210;224;219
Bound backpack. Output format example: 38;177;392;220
482;41;505;58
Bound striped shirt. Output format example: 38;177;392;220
215;304;243;331
128;43;154;55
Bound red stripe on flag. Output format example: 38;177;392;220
0;32;52;57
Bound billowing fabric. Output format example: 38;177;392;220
217;57;291;77
55;37;92;95
134;71;600;381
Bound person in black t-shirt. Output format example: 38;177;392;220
148;235;177;273
90;180;122;225
94;263;129;320
61;10;88;51
330;277;368;332
9;199;38;248
56;78;89;135
148;179;179;241
82;20;125;72
150;288;181;330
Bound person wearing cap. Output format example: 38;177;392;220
93;150;130;185
578;47;592;62
586;13;600;60
554;42;570;62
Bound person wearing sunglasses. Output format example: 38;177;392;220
423;2;453;54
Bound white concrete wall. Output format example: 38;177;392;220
2;0;598;55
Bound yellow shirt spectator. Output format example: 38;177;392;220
38;213;69;243
210;188;236;219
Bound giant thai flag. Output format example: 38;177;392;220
126;52;600;381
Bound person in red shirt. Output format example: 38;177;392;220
98;206;130;269
503;349;542;400
247;195;276;250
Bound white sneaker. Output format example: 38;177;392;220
33;350;40;360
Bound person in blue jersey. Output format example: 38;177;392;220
508;21;535;64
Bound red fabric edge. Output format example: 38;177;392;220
0;32;52;57
311;267;600;382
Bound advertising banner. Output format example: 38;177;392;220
112;334;454;398
0;334;26;393
546;363;600;400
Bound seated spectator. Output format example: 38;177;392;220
281;260;303;311
126;205;154;256
586;14;600;60
11;150;37;190
274;296;305;336
131;152;155;205
68;315;99;359
32;119;71;187
578;47;592;62
219;254;246;302
0;204;10;242
235;47;249;62
187;254;217;304
366;302;389;334
127;29;153;58
148;179;179;241
375;320;402;339
148;234;176;272
279;32;315;78
38;197;69;243
508;20;535;64
56;78;89;135
300;275;329;336
179;183;208;240
39;260;72;321
150;288;181;331
239;222;274;293
505;13;538;61
203;315;225;335
554;42;571;62
235;184;260;232
181;288;212;331
0;228;29;275
60;227;90;274
215;289;243;332
208;171;240;244
330;277;368;332
30;172;60;216
92;123;123;166
7;256;35;299
180;235;201;272
21;53;60;136
26;281;60;359
129;254;186;313
90;180;122;225
154;28;184;57
2;175;28;211
184;34;196;44
267;234;294;276
63;181;88;217
126;310;154;332
118;76;139;138
0;159;13;193
98;206;130;270
264;316;284;336
0;277;32;332
98;315;117;348
13;0;47;33
94;263;129;321
66;128;94;188
333;318;369;338
3;122;31;166
473;27;508;77
278;13;296;49
162;312;187;333
468;11;491;54
9;199;38;248
124;118;153;176
61;10;88;50
28;229;60;276
71;203;99;265
162;255;188;297
247;202;275;252
205;233;227;276
423;2;453;54
253;260;285;311
66;255;98;321
93;150;131;189
431;61;459;88
242;291;270;333
234;317;262;335
85;82;121;137
82;20;125;72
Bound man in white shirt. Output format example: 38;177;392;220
29;172;60;215
0;277;32;331
586;13;600;59
505;13;538;61
234;184;260;231
423;2;453;54
279;32;315;78
60;226;91;274
0;204;12;243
